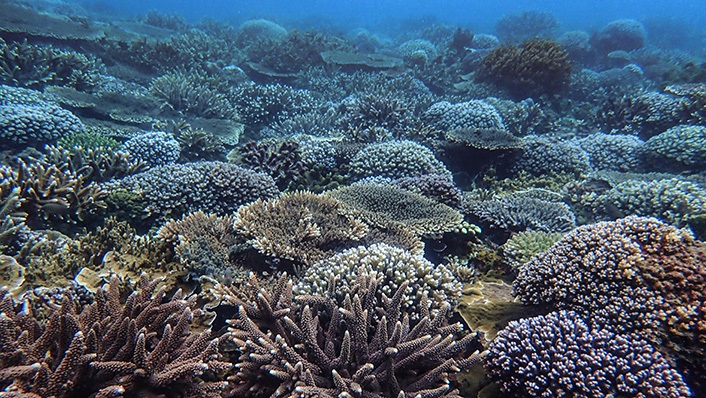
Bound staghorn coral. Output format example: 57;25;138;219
513;216;706;389
463;193;576;236
233;191;369;267
294;243;463;318
348;140;453;182
109;161;279;222
327;184;464;237
477;39;572;99
149;69;238;119
0;275;229;397
643;125;706;172
224;273;482;397
0;159;106;229
512;135;591;177
575;133;644;172
0;185;26;253
43;144;148;183
485;310;691;397
57;131;120;151
120;130;181;168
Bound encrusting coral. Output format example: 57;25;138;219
0;275;230;397
223;273;482;397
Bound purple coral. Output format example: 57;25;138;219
485;310;691;397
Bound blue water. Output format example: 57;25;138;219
84;0;706;33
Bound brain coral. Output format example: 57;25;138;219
486;310;691;398
348;140;453;181
327;184;464;237
513;216;706;386
120;131;181;168
294;243;463;318
422;100;505;132
644;125;706;172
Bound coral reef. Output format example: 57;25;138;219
149;69;238;119
591;19;647;53
501;230;565;270
224;273;481;397
234;139;306;190
513;216;706;388
575;133;644;172
295;243;463;318
0;96;85;150
485;310;691;397
495;11;559;44
477;39;572;99
512;135;591;177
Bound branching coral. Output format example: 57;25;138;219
150;69;238;119
0;99;85;150
233;191;369;267
234;139;307;190
477;39;571;99
513;216;706;389
0;275;230;397
486;310;691;397
295;243;463;318
495;11;559;44
158;211;243;276
120;130;181;168
348;140;453;182
0;159;106;229
43;144;148;183
224;273;482;397
644;125;706;172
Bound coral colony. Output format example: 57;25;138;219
0;2;705;397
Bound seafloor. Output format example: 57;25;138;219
0;1;705;397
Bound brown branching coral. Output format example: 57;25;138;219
0;275;230;397
0;159;106;229
477;38;571;99
224;273;482;397
233;191;369;267
234;139;307;190
158;211;245;276
43;144;148;183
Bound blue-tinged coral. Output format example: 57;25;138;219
591;19;647;53
120;131;180;168
295;243;462;318
235;19;288;47
512;135;591;177
494;11;559;44
596;91;687;138
513;216;706;387
392;174;463;208
575;133;644;172
501;230;565;270
231;83;317;128
644;125;706;172
109;161;279;222
0;102;85;150
594;178;706;226
485;310;691;398
423;100;505;132
348;139;453;181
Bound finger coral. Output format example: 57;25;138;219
513;216;706;389
485;310;691;397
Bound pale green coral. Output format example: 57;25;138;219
502;230;565;270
